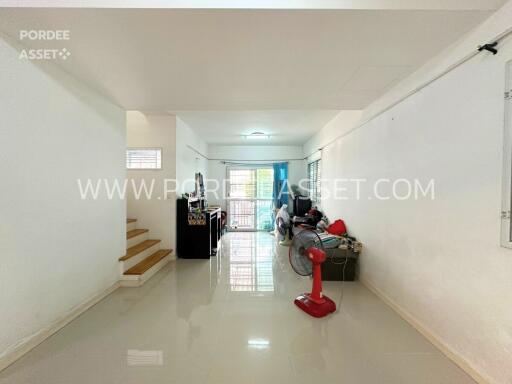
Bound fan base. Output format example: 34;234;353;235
294;293;336;318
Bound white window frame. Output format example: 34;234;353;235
126;147;162;170
308;158;321;203
226;165;274;232
501;61;512;248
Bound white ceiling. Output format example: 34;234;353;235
0;4;504;144
0;0;506;10
174;110;341;145
0;7;500;110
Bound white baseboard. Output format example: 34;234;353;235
0;281;120;372
360;277;491;384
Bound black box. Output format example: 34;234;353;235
322;248;358;281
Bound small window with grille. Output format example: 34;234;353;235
308;159;321;203
501;61;512;248
126;148;162;170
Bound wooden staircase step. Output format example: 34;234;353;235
127;218;137;224
124;250;172;276
127;228;148;239
120;239;161;261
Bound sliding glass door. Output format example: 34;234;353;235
227;167;274;231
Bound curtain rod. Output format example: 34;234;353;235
304;26;512;159
220;161;290;165
217;159;301;162
186;145;304;162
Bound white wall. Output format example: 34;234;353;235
126;112;176;250
0;36;125;360
303;110;363;160
207;145;306;209
175;117;208;196
304;2;512;383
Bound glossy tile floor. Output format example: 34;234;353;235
1;232;474;384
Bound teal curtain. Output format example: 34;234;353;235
273;162;289;209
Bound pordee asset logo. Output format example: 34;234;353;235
18;30;71;61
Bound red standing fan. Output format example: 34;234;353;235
289;229;336;318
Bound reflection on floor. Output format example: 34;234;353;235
0;232;475;384
229;232;274;292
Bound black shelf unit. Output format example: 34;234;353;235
176;198;221;259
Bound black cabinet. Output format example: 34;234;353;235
177;198;222;259
322;248;358;281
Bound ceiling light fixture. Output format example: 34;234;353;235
245;131;270;140
247;339;270;349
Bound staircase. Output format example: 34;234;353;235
120;218;173;287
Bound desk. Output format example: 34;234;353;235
177;198;222;259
